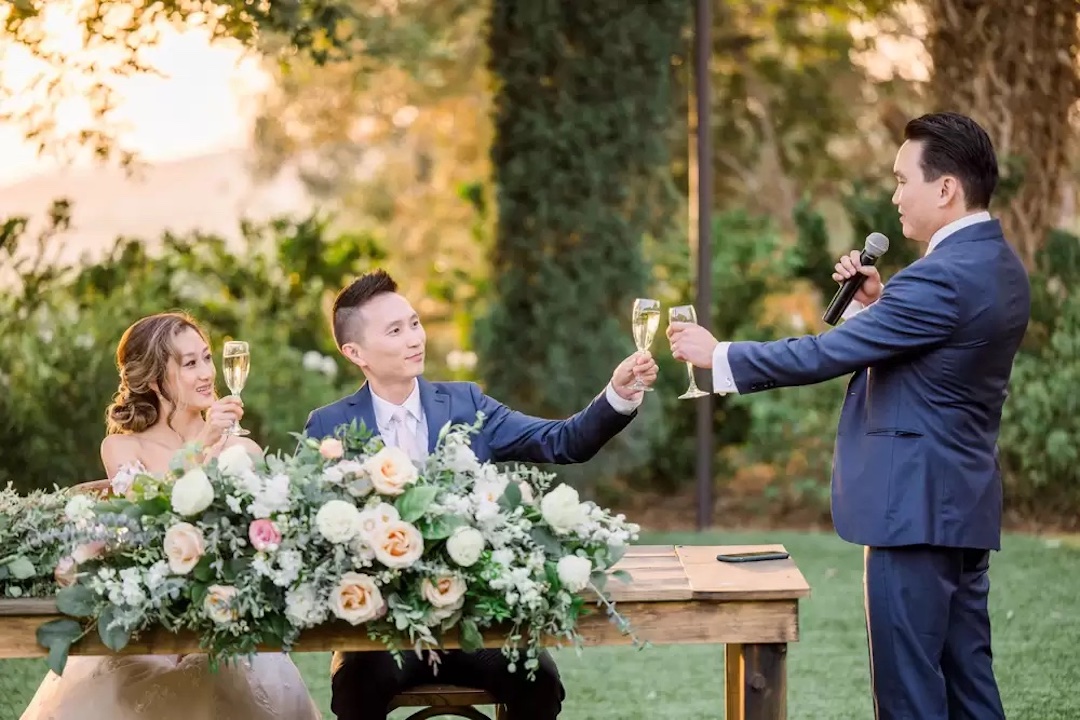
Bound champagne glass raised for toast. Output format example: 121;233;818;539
221;340;250;436
630;299;660;392
669;305;708;399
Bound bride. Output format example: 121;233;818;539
21;312;322;720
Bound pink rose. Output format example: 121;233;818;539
54;556;78;588
248;519;282;552
320;438;344;460
72;541;106;564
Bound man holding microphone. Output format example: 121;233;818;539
669;112;1030;720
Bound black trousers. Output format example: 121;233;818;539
330;648;565;720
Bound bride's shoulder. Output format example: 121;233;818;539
100;434;145;476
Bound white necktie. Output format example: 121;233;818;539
390;407;424;462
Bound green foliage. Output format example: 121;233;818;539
0;202;384;492
999;229;1080;515
480;1;687;492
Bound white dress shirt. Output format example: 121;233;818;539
370;380;641;455
709;211;993;395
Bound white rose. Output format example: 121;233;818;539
540;484;588;533
517;480;535;505
204;584;239;624
64;494;94;523
171;468;215;516
369;520;424;569
217;444;255;475
556;555;592;593
331;572;385;625
315;500;362;544
363;447;419;496
285;584;326;627
422;575;467;609
163;522;206;574
357;502;399;542
472;476;509;505
446;526;485;567
445;443;481;475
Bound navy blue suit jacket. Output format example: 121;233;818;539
303;378;635;465
726;220;1030;550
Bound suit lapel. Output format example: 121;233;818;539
418;378;450;454
346;384;380;439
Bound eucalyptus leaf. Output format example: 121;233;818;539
193;555;214;583
36;618;82;676
98;604;131;652
8;556;34;580
459;618;484;653
530;527;562;557
395;486;439;523
498;481;522;512
55;584;96;617
420;515;464;540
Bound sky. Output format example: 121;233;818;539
0;3;270;186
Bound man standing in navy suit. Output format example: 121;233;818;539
669;112;1030;719
305;269;658;720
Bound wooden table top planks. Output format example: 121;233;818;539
0;544;810;658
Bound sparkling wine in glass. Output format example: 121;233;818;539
222;340;251;436
631;298;661;391
669;305;709;399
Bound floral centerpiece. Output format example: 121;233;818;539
0;486;73;599
30;416;641;676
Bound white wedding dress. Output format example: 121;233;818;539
20;462;322;720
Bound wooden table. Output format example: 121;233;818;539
0;544;810;719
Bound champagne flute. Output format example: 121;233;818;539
221;340;251;436
669;305;709;399
631;298;661;391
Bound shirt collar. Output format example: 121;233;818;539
926;210;992;255
370;380;423;431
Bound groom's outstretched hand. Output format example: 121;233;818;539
668;322;719;369
611;351;660;400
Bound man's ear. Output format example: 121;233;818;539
341;342;366;368
938;175;962;208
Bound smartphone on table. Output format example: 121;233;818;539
715;549;790;563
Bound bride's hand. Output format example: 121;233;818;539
197;396;244;451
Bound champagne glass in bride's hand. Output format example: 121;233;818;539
222;340;251;436
669;305;709;399
631;298;660;391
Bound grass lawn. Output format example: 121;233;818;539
2;529;1077;719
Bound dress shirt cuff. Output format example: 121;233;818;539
711;342;739;395
605;382;642;415
841;299;870;321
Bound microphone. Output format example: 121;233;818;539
822;232;890;326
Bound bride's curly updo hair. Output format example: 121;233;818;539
106;312;211;435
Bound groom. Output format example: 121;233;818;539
670;112;1029;719
304;269;658;720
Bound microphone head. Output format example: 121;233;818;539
864;232;890;259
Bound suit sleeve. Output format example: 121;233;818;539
728;259;961;393
472;384;635;465
303;409;329;440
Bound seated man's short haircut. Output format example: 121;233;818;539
332;270;399;347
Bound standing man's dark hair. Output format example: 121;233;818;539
904;112;999;210
332;270;399;348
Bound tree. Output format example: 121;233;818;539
922;0;1080;268
1;0;358;165
481;1;686;491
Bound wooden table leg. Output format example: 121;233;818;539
724;643;787;719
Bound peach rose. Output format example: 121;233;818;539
331;572;384;625
54;556;78;588
363;447;419;496
421;575;467;610
319;438;345;460
370;520;424;569
163;522;206;575
204;584;240;624
72;541;106;565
